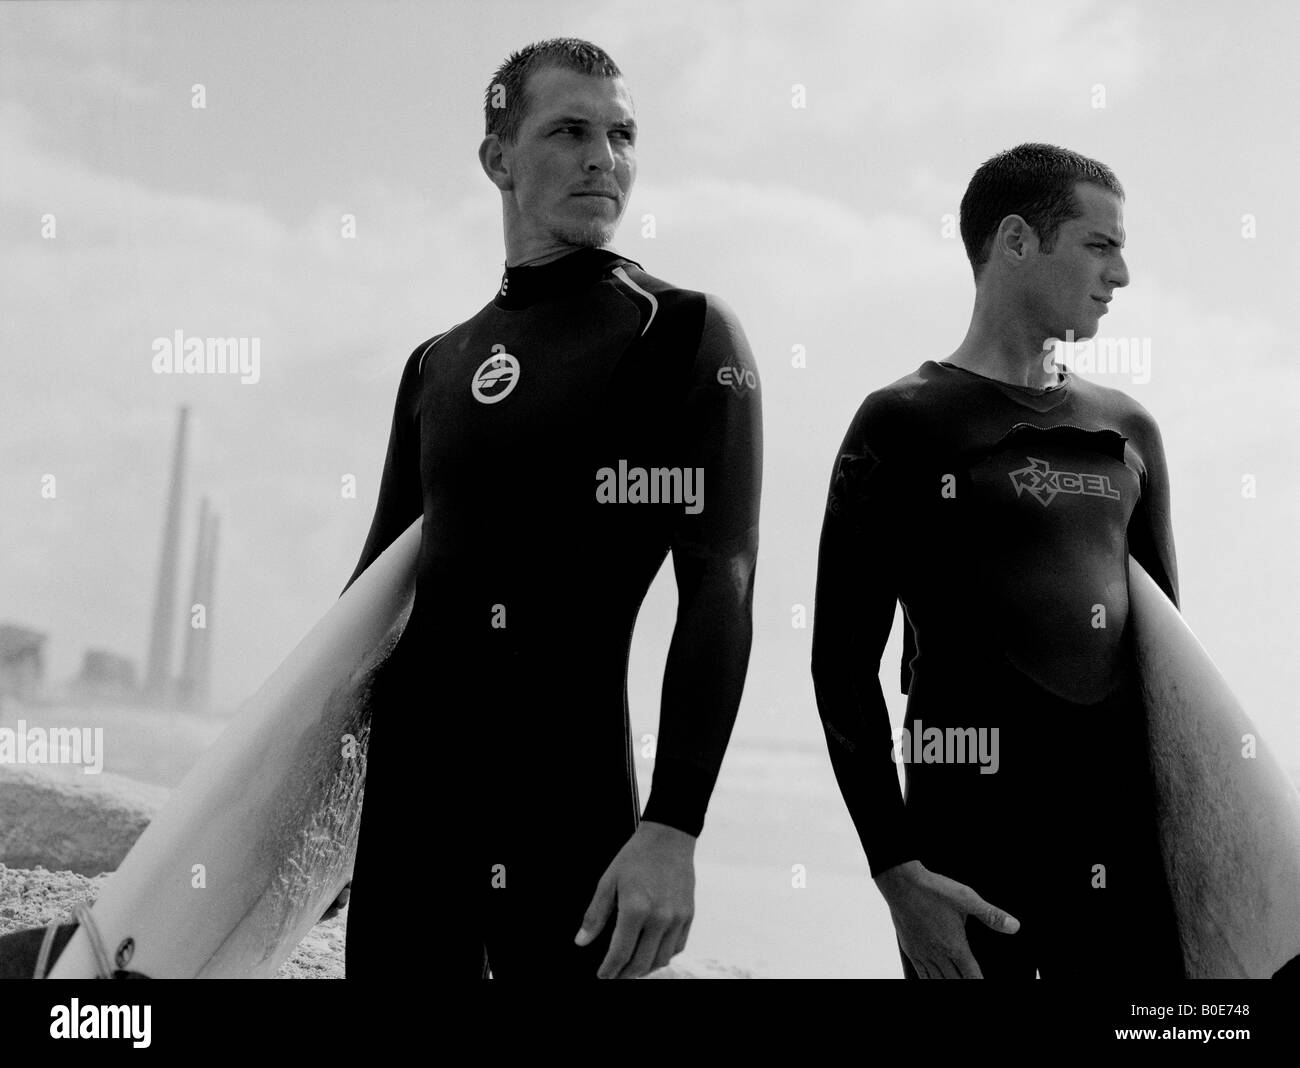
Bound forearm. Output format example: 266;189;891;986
811;626;917;877
641;557;755;837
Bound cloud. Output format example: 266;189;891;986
581;0;1143;132
624;176;962;297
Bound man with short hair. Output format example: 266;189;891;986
344;38;762;980
812;143;1184;978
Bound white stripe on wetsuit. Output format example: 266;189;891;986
611;266;658;337
417;324;464;375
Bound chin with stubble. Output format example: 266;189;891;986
550;218;618;249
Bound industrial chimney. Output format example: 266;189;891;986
143;406;187;704
177;496;209;710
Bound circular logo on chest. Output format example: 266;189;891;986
471;348;520;404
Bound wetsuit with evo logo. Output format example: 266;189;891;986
343;247;762;979
812;359;1185;978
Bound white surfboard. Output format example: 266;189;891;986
48;519;422;978
1129;556;1300;979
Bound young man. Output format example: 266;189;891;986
811;144;1184;979
342;39;762;980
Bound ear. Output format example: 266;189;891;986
996;214;1035;265
479;135;513;192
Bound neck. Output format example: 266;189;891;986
946;291;1062;388
503;220;612;269
506;245;584;268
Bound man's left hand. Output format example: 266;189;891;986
574;820;696;979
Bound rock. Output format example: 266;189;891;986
0;765;169;875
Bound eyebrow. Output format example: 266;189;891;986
1086;230;1124;248
548;115;637;132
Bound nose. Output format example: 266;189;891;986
583;134;617;173
1107;251;1130;290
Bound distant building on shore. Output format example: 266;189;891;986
0;624;46;703
71;649;139;703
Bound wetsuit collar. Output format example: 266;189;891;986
928;359;1072;411
494;247;639;310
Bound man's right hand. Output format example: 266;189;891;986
874;860;1020;979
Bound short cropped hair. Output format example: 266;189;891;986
960;143;1124;277
484;38;623;144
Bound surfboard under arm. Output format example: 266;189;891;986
1129;555;1300;979
48;519;422;979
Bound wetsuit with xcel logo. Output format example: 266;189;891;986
812;359;1184;978
343;247;762;978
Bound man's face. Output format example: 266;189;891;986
500;67;636;250
1025;182;1130;341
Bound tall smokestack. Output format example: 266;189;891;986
192;512;219;710
177;496;210;709
144;406;188;703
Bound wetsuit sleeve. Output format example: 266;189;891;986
1125;405;1179;610
810;404;917;878
340;345;425;596
640;295;763;837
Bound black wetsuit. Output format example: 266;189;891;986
343;247;762;979
811;359;1185;978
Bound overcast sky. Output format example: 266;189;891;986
2;0;1298;768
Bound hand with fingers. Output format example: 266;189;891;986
875;860;1020;979
574;820;696;979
